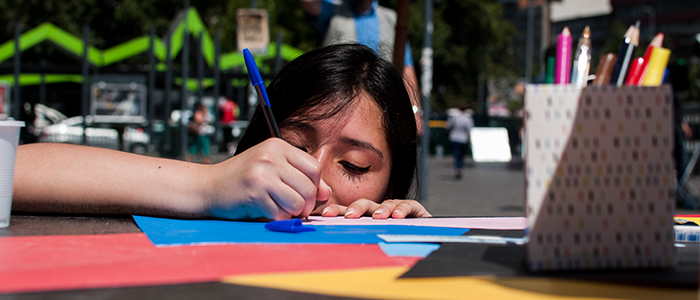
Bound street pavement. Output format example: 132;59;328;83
420;156;525;217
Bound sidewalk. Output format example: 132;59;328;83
421;156;525;217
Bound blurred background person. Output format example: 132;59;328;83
447;101;473;179
219;95;240;155
186;102;212;164
299;0;423;135
219;96;239;124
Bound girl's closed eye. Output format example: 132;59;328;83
339;161;371;174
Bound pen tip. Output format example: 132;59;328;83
582;26;590;37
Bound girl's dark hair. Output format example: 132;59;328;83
235;43;417;199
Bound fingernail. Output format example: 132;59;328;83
392;209;400;216
345;207;355;216
322;207;330;215
373;208;384;215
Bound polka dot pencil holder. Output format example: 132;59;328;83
524;85;675;271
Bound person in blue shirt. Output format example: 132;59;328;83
300;0;423;135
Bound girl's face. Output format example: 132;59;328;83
280;92;392;207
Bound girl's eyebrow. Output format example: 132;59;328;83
339;137;384;159
284;122;315;134
284;122;384;159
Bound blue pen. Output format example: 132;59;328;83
243;48;281;138
245;49;311;222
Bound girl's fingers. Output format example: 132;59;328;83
344;199;380;219
390;200;432;218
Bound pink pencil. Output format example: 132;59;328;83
555;27;572;84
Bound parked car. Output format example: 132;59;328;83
38;116;150;154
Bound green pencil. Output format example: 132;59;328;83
545;56;555;84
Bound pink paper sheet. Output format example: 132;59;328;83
306;216;527;230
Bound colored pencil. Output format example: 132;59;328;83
545;56;555;84
592;53;617;86
625;57;645;85
555;27;572;85
610;25;639;86
642;46;671;86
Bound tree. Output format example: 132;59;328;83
387;0;517;111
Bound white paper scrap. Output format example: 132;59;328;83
378;234;528;245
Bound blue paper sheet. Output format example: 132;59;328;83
133;216;469;246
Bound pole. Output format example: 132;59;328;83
541;1;550;77
148;27;156;152
13;23;21;120
236;82;245;120
477;70;485;114
525;0;534;83
81;25;90;145
419;0;433;201
393;0;410;74
39;73;46;105
274;32;283;75
213;30;221;123
39;60;46;105
164;33;173;155
180;0;190;160
196;33;204;105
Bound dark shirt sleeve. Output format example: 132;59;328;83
307;0;336;35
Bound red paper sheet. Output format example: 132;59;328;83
0;233;419;294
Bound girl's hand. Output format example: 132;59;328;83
313;199;431;219
206;138;331;220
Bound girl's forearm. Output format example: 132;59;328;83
13;143;212;218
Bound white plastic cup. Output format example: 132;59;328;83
0;120;24;228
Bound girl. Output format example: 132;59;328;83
12;44;430;220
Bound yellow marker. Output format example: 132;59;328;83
642;47;671;86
